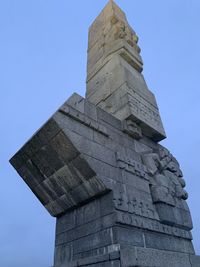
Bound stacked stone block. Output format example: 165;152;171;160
10;1;200;266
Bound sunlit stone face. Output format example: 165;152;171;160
86;0;166;142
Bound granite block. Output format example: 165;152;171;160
9;1;199;267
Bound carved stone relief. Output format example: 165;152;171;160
106;15;140;53
142;146;192;230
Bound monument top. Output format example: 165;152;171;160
86;0;166;141
87;0;142;78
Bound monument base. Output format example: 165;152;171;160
55;247;200;267
54;193;198;267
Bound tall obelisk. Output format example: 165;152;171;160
10;1;200;266
86;0;166;142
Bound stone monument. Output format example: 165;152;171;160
10;1;200;266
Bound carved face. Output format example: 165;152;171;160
142;147;192;230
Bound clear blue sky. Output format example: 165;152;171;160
1;0;200;266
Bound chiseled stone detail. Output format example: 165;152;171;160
142;146;193;230
86;0;166;141
116;211;192;240
116;151;149;180
122;119;142;139
59;100;109;137
87;0;142;78
10;1;200;267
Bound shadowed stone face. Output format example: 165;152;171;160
10;103;108;217
142;147;193;230
10;1;200;267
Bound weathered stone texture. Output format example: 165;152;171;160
86;1;166;141
10;1;200;267
10;93;197;266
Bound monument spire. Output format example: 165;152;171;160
86;0;166;141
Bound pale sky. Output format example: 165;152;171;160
1;0;200;266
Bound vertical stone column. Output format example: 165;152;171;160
10;1;200;266
86;0;166;142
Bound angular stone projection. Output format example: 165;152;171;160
10;1;200;267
